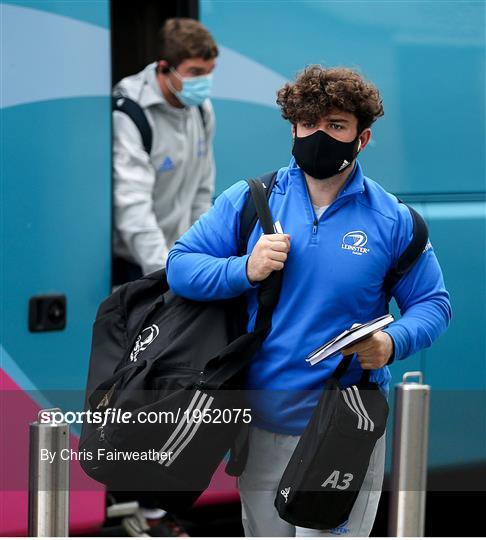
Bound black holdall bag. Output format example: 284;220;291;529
78;175;281;511
274;355;389;530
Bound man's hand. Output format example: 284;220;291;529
246;233;291;283
341;331;394;369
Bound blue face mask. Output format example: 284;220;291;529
168;68;213;107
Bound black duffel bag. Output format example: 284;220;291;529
275;355;389;530
78;177;281;511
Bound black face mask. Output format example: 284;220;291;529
292;128;360;180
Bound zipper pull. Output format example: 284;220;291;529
312;219;318;235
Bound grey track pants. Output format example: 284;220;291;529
237;426;386;537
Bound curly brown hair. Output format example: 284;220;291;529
276;65;384;132
158;18;218;67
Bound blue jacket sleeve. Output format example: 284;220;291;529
382;205;452;362
166;181;256;301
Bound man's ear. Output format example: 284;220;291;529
357;128;372;152
157;60;170;74
291;124;296;141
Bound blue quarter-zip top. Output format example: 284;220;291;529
167;158;451;434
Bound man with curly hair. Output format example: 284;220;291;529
167;66;451;536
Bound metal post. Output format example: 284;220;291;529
388;371;430;537
28;408;70;537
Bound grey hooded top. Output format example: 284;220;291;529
112;62;215;274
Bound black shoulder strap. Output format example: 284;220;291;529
243;176;283;334
384;201;429;296
239;171;278;254
247;180;275;235
113;96;152;155
197;104;207;133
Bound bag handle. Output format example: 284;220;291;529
239;171;277;254
247;179;276;235
204;178;283;388
332;354;354;380
246;179;283;335
332;354;371;385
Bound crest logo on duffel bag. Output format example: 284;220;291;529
280;487;291;502
130;324;160;362
321;470;354;490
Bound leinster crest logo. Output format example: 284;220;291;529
341;230;370;256
130;324;160;362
